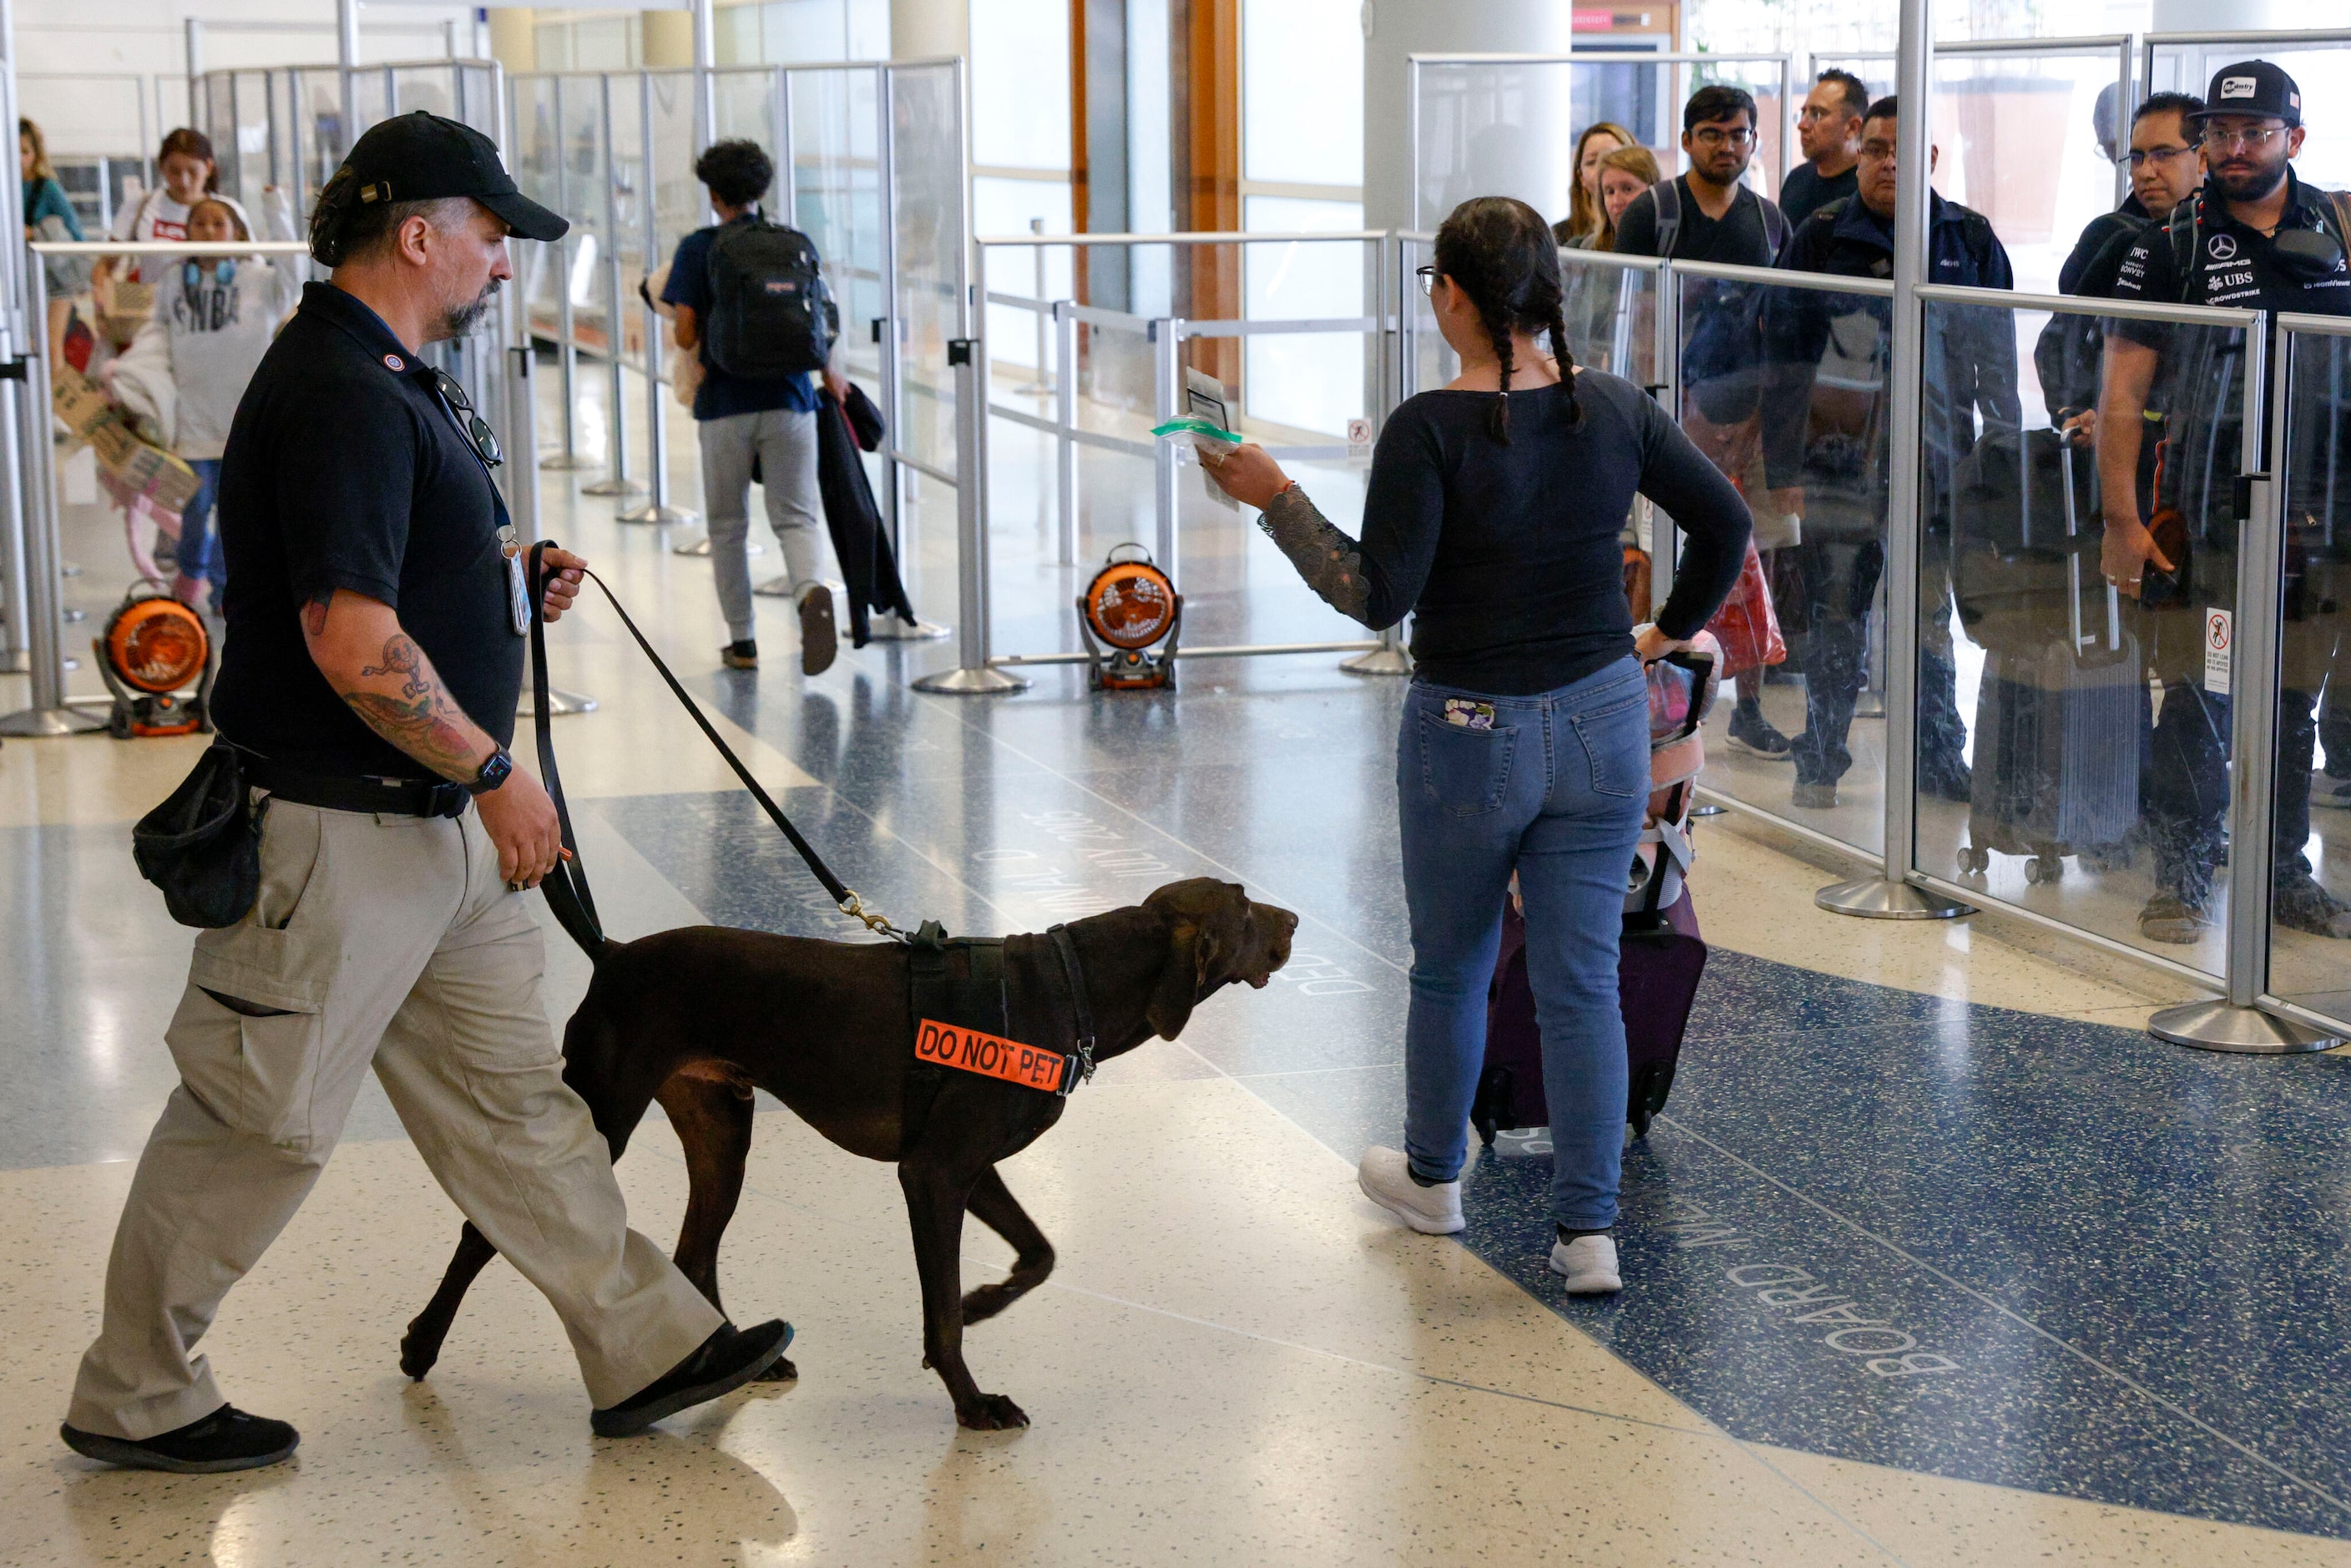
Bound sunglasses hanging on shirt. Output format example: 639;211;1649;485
429;368;504;468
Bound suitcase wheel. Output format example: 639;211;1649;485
2024;852;2065;885
1958;845;1990;876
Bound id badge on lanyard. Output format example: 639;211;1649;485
425;370;529;638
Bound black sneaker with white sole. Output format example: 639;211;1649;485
62;1404;299;1474
591;1319;792;1437
1725;702;1792;760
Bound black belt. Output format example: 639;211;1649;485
244;757;470;819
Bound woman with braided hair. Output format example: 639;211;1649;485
1202;196;1749;1294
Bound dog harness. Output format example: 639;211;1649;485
906;922;1098;1099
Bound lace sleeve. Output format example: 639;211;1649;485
1256;484;1373;625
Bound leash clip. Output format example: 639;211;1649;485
839;889;910;943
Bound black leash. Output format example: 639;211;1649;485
525;540;905;953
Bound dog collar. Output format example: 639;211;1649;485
1046;923;1098;1090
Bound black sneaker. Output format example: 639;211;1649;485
62;1404;299;1474
721;639;759;670
798;588;838;676
1725;703;1792;760
591;1320;791;1438
2275;878;2351;940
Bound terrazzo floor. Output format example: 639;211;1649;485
3;356;2349;1564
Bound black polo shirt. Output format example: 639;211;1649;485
2110;169;2351;331
212;281;522;778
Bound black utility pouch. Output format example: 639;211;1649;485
133;741;265;928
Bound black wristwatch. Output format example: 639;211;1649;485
467;746;513;796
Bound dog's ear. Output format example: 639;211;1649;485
1145;914;1221;1040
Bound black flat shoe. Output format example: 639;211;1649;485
62;1404;300;1474
591;1319;791;1438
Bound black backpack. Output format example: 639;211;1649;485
1651;175;1791;261
704;217;837;379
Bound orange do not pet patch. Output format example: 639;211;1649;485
915;1019;1071;1093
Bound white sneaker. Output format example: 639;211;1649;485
1549;1233;1622;1294
1355;1146;1464;1234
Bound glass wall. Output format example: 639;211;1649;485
1687;266;1895;860
1412;58;1576;233
2268;318;2351;1019
1929;44;2128;297
1925;291;2256;979
2146;38;2351;195
891;61;968;478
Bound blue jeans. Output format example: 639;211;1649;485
174;458;225;598
1398;658;1650;1231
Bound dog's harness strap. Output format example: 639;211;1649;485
1047;924;1098;1091
526;540;605;959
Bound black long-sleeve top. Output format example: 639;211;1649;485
1266;370;1752;695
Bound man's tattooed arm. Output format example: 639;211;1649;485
300;588;494;782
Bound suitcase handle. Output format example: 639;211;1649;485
2060;439;2121;655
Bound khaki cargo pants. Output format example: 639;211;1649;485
68;798;724;1440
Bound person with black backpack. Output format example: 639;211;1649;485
662;139;844;675
1612;83;1797;764
2099;61;2351;944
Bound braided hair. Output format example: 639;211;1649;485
1432;196;1582;443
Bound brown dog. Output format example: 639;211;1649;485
399;878;1296;1429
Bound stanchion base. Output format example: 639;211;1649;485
0;705;109;737
1814;876;1974;920
913;665;1029;695
672;536;766;558
867;615;953;642
1338;645;1414;676
1690;802;1727;817
2148;1001;2340;1055
515;685;599;718
539;453;599;470
618;503;695;525
581;477;648;497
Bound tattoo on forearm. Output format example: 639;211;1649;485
1256;486;1374;625
361;634;432;699
335;633;485;781
302;589;334;640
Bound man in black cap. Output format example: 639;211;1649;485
2100;62;2351;944
61;112;788;1474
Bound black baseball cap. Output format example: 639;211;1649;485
336;110;568;241
2193;61;2303;128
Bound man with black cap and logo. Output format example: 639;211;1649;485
60;111;790;1475
2101;61;2351;945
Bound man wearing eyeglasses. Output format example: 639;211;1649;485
62;113;789;1477
1615;83;1798;761
2099;61;2351;945
1782;69;1868;230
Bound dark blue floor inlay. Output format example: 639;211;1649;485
598;662;2351;1543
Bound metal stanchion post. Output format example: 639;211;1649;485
2151;323;2335;1053
0;247;104;736
1152;316;1181;584
1816;0;1972;922
542;84;594;472
0;355;30;675
1342;240;1410;677
912;340;1024;694
1054;297;1076;566
620;72;693;528
1019;220;1049;394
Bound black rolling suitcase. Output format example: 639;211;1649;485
1959;443;2142;883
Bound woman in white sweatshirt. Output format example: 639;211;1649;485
107;196;296;608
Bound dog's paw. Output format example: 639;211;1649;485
397;1331;439;1382
756;1355;798;1383
960;1282;1019;1324
955;1393;1029;1431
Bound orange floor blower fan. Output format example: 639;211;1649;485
1076;543;1182;690
96;589;215;738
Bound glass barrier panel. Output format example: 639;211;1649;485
712;67;779;162
789;65;884;380
1929;48;2129;297
204;73;240;206
1240;233;1371;441
1929;295;2252;979
1688;267;1893;859
1412;59;1574;233
453;63;499;138
2147;41;2351;194
606;74;647;277
295;68;346;193
559;74;611;352
2267;324;2351;1019
1560;252;1657;386
508;76;563;343
1399;235;1451;398
391;65;456;120
647;71;700;280
889;61;964;475
350;68;392;141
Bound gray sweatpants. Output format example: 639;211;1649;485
698;406;822;642
68;798;725;1440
